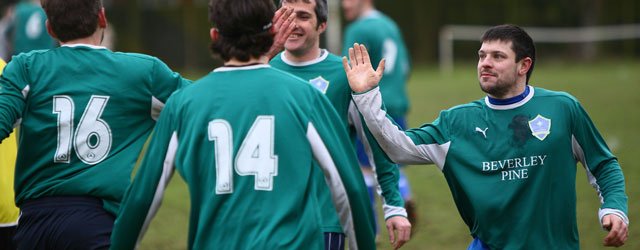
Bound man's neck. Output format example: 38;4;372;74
225;55;270;66
60;30;104;47
284;47;322;64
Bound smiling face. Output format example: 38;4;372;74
282;0;326;58
477;40;531;99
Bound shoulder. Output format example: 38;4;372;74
532;86;580;107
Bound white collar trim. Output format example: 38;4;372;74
280;49;329;67
484;86;535;110
61;44;107;50
213;64;270;72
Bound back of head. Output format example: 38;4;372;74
280;0;328;26
481;24;536;82
41;0;102;42
208;0;275;62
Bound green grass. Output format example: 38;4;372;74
140;60;640;249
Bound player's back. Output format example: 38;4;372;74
0;44;186;212
170;65;339;249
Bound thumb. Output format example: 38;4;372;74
602;215;612;231
376;58;386;78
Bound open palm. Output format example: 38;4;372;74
342;43;385;93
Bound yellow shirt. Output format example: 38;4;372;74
0;59;19;226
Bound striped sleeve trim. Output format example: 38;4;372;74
135;131;177;248
307;122;358;250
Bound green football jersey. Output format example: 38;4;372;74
342;10;410;117
110;65;376;250
353;86;628;249
12;2;56;55
0;44;189;214
270;50;406;222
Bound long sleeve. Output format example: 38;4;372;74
110;96;179;249
352;86;451;168
307;93;376;250
348;101;406;219
0;59;28;141
570;100;628;225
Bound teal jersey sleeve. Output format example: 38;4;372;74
348;102;406;218
307;92;376;250
0;56;28;141
110;93;179;250
570;99;628;222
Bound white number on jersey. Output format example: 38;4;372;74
53;95;113;165
382;39;397;74
208;116;279;194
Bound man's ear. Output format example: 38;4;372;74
317;22;327;34
518;57;532;76
98;7;107;28
210;28;219;42
45;20;58;40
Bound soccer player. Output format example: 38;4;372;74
0;0;190;248
0;58;19;250
11;0;56;55
110;0;375;249
270;0;410;248
340;0;417;226
343;24;629;249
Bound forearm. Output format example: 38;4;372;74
352;87;437;165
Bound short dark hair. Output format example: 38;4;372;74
208;0;275;62
481;24;536;83
280;0;328;27
41;0;102;42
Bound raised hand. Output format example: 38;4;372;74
266;6;296;59
342;43;385;93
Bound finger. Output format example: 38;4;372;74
342;56;351;72
397;225;410;248
353;43;363;66
376;58;386;78
604;220;623;246
273;7;287;30
602;215;612;231
387;223;396;246
348;47;356;66
360;44;371;66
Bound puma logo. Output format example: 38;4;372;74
475;127;488;138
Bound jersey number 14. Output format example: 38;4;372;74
208;116;279;194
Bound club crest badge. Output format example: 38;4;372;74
528;114;551;141
309;76;330;94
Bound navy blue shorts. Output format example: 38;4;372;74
14;196;114;250
0;225;17;250
324;232;345;250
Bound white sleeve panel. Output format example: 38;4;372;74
135;131;177;248
352;87;449;169
348;101;407;219
572;135;630;227
306;122;358;250
151;96;165;121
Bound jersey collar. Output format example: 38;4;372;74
484;85;535;110
280;49;329;67
213;64;270;72
61;44;108;50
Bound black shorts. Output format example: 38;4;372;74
14;196;114;250
324;232;345;250
0;225;17;250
